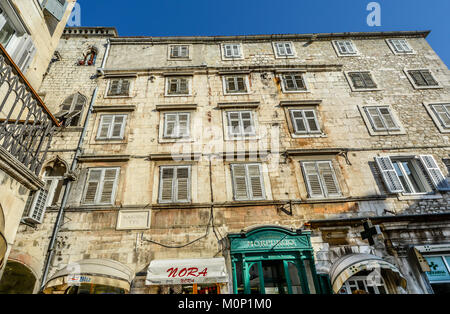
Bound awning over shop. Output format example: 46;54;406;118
146;257;228;285
0;206;6;268
43;259;134;294
329;253;407;293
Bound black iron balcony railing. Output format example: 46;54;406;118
0;44;60;176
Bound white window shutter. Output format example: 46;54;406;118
176;167;190;202
419;155;450;191
100;168;119;204
302;162;325;198
232;164;249;200
317;161;341;197
247;164;265;199
14;34;36;73
375;157;405;193
83;169;101;204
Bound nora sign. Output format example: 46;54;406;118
146;257;228;285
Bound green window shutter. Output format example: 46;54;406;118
317;274;333;294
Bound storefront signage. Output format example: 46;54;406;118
67;275;92;285
116;210;151;230
424;256;450;282
146;258;228;285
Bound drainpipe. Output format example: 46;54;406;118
39;87;98;292
97;38;111;76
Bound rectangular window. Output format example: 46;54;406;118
375;155;450;194
335;40;357;55
223;44;242;58
167;77;189;95
158;166;191;203
163;112;190;139
96;115;127;140
348;72;377;89
389;39;413;53
274;42;294;57
364;106;399;131
107;79;130;96
170;45;189;58
225;76;248;93
0;10;16;47
231;164;265;200
408;70;438;87
83;168;120;205
289;109;320;135
301;161;341;198
227;111;255;137
431;104;450;129
281;73;306;92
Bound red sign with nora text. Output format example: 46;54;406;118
146;258;228;285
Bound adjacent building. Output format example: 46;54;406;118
0;0;75;293
2;27;450;294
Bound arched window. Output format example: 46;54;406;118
55;93;87;127
78;47;97;66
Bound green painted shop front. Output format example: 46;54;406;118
228;226;331;294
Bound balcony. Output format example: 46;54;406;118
0;44;60;177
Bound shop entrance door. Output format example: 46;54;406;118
246;259;306;294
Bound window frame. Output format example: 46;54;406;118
225;110;257;139
165;76;192;96
158;165;192;204
386;38;414;55
162;112;191;139
168;44;191;60
362;105;402;133
96;114;128;140
332;40;359;57
272;41;296;58
289;108;321;135
390;158;433;195
221;43;244;60
300;160;342;199
82;167;120;205
404;69;441;90
222;75;251;95
230;163;266;201
344;71;380;92
424;102;450;134
280;72;308;93
105;78;133;98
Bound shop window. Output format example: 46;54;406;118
66;283;125;295
55;93;87;127
78;48;97;66
96;114;127;140
301;161;341;199
231;163;265;201
339;274;387;294
158;166;191;203
82;167;120;205
375;155;450;194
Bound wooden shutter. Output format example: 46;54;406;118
176;167;190;202
179;78;188;93
224;45;232;57
419;155;450;191
84;169;102;204
226;77;236;92
284;43;293;55
247;164;265;199
99;168;118;204
160;167;174;202
15;35;36;73
361;72;376;88
421;71;438;86
375;157;405;193
237;77;246;92
409;71;427;86
350;72;365;88
164;114;177;138
302;162;324;198
120;79;130;95
366;107;386;130
228;112;241;136
378;108;398;130
317;161;340;197
232;164;249;200
42;0;68;21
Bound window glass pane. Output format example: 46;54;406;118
401;161;426;193
287;262;304;294
261;261;288;294
302;260;316;294
0;18;15;47
425;256;450;282
392;161;412;193
248;263;261;294
234;262;244;294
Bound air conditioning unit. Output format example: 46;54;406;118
23;189;49;224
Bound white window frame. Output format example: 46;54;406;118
344;71;380;92
404;69;441;90
424;102;450;134
165;76;192;96
332;40;359;57
226;110;256;138
386;38;414;55
364;106;400;132
158;165;191;204
273;41;296;58
391;158;433;195
222;75;250;95
168;44;191;60
230;163;266;201
280;73;308;93
96;114;127;140
82;167;120;205
340;276;388;294
358;105;405;136
105;78;133;98
163;112;191;139
221;43;244;60
289;109;321;135
301;160;342;199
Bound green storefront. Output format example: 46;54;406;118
228;226;331;294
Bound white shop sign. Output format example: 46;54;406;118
146;257;228;285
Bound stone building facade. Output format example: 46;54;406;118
3;28;450;294
0;0;75;293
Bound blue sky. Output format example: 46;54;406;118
75;0;450;67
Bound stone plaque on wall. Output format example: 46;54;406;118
116;210;151;230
